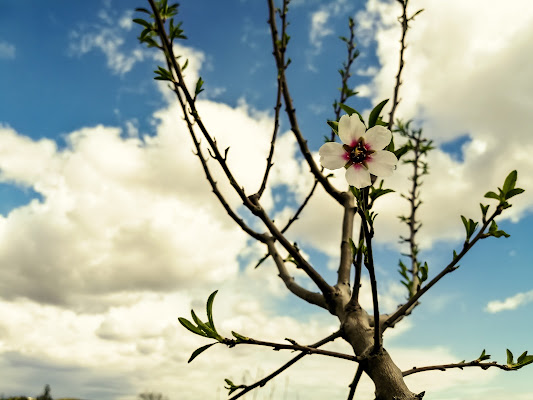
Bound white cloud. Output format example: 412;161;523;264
0;40;16;59
2;1;532;397
68;8;146;75
309;0;352;54
293;0;533;253
485;289;533;313
0;92;283;310
309;10;334;51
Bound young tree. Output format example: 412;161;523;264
36;384;53;400
133;1;530;399
138;392;168;400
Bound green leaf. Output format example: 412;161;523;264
178;317;207;337
135;7;151;14
154;66;173;81
188;342;217;363
398;260;409;280
517;351;528;364
368;99;389;128
506;349;514;365
520;355;533;367
480;203;489;218
484;191;500;200
489;220;510;238
505;188;525;200
231;331;249;341
195;77;205;97
339;104;365;124
492;230;510;238
191;309;218;339
502;170;517;194
478;349;490;361
394;144;410;160
206;290;218;332
349;238;357;258
420;262;428;282
133;18;152;29
327;120;339;135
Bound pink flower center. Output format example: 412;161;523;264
343;140;372;166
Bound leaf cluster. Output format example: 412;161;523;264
506;349;533;370
178;291;223;362
460;170;525;243
134;1;190;83
484;170;524;210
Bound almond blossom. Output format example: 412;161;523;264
319;114;398;188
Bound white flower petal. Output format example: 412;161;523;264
319;142;347;170
367;150;398;177
339;114;366;146
362;125;392;150
345;165;371;188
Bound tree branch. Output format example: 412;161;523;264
357;207;381;353
163;58;265;243
402;360;513;377
256;1;287;199
346;364;364;400
266;237;328;309
228;330;342;400
388;0;409;131
337;193;356;287
148;0;260;214
348;225;365;306
383;207;503;329
248;196;335;297
223;336;359;363
267;0;344;204
332;17;359;140
255;177;319;269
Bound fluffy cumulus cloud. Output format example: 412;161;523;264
2;1;532;398
68;5;145;75
0;36;358;396
485;289;533;313
308;0;352;53
289;0;533;255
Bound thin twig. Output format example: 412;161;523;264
148;0;258;213
333;17;359;140
383;207;503;329
267;0;344;205
348;225;364;306
358;207;381;353
256;1;288;199
149;0;332;297
255;178;319;268
163;58;265;242
266;237;328;309
346;364;364;400
397;124;432;302
223;336;359;363
388;0;409;131
228;330;342;400
402;360;513;377
248;195;334;296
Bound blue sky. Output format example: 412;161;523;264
0;0;532;399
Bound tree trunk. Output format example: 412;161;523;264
341;306;418;400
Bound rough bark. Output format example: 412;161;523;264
338;296;418;399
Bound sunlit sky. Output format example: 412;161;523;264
0;0;532;399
